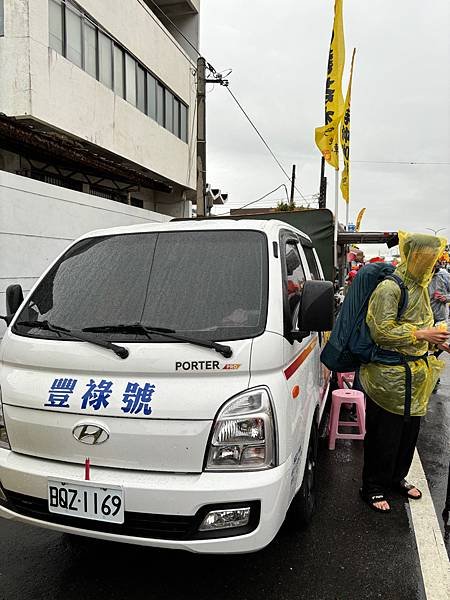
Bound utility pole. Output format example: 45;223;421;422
196;60;229;218
196;57;207;217
289;164;296;208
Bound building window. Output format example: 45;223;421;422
47;0;188;142
156;83;165;126
173;98;181;138
137;65;146;113
90;186;127;203
113;44;124;97
1;0;5;36
147;74;157;120
125;54;137;106
84;20;97;78
65;5;82;67
165;90;174;133
98;31;112;88
130;198;144;208
20;169;84;193
180;104;188;143
49;0;64;53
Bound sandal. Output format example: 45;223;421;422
393;479;422;500
359;488;391;513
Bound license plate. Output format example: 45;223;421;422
48;480;124;524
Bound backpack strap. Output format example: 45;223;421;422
385;274;408;319
400;354;428;421
403;359;412;421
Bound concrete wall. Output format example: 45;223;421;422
0;170;170;336
0;0;197;190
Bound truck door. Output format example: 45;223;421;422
302;242;330;412
280;234;319;490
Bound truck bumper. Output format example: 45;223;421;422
0;450;292;554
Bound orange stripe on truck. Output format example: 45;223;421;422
284;337;317;380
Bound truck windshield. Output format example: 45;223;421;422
13;230;268;343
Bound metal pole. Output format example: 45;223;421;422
345;201;349;230
334;169;339;269
290;164;296;207
319;156;326;209
196;57;206;217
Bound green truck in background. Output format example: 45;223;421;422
225;208;399;285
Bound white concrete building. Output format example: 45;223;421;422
0;0;201;329
0;0;200;214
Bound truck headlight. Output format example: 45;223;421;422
0;387;11;450
206;388;276;471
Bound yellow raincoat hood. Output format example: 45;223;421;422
396;230;446;288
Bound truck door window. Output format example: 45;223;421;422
303;246;321;280
284;241;306;316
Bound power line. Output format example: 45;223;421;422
353;160;450;166
225;87;308;201
215;184;291;216
239;184;291;209
145;1;309;201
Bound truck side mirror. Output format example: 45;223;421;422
297;280;334;332
4;284;24;324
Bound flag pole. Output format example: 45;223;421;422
334;168;339;268
345;201;349;229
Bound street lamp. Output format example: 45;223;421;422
426;227;447;236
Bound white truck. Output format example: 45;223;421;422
0;218;333;553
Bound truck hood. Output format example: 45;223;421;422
1;332;251;420
0;333;252;473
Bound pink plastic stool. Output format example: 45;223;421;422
328;388;365;450
337;371;355;389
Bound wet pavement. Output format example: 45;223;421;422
0;438;428;599
2;361;449;599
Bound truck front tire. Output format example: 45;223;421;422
288;422;318;530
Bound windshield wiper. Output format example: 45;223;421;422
15;320;129;359
83;323;233;359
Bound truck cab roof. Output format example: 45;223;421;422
78;218;313;245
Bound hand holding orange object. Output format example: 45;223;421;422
414;327;450;344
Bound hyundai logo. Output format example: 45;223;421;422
72;424;109;445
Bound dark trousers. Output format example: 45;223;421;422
362;396;421;496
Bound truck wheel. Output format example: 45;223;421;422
288;423;318;530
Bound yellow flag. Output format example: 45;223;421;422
355;207;366;232
315;0;345;170
340;48;356;202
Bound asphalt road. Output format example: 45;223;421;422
3;359;450;600
0;437;428;600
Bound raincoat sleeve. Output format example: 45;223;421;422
366;280;417;351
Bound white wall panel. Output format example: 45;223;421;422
0;171;170;336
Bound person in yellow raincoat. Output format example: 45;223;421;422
359;231;450;513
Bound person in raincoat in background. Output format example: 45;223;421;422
359;231;450;513
429;257;450;325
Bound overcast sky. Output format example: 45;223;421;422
201;0;450;238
